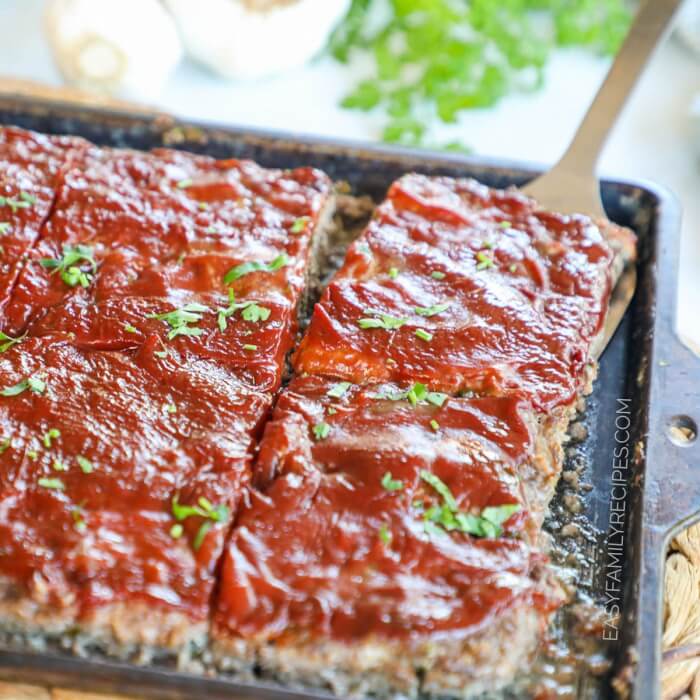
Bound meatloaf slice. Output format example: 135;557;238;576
212;376;564;696
213;473;561;698
0;334;271;653
0;126;86;313
2;139;335;389
294;173;634;413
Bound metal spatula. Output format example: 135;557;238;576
523;0;683;356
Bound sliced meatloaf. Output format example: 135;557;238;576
0;334;271;652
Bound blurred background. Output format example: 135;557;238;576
0;0;698;350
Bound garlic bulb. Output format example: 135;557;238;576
163;0;351;80
44;0;183;100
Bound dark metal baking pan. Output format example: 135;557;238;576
0;95;696;700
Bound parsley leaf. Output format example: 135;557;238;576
0;191;36;213
358;311;407;330
223;253;289;284
475;251;495;270
42;428;60;448
420;470;458;511
77;456;94;474
415;303;450;317
148;302;208;340
373;382;447;408
171;493;230;551
40;244;97;288
1;375;46;397
0;331;25;353
327;381;352;399
313;422;331;441
381;471;403;491
38;477;64;491
291;216;311;234
379;522;392;545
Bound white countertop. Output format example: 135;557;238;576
1;0;699;352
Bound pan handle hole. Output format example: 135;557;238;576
667;415;698;447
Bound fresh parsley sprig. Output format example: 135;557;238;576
0;331;25;353
419;470;520;539
374;382;447;408
171;493;230;551
40;244;97;288
149;303;209;340
223;253;289;284
216;289;271;332
1;375;46;397
0;191;36;213
358;310;407;330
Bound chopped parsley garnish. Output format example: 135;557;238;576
171;494;230;551
420;471;458;510
242;344;257;351
430;419;440;432
388;267;399;279
374;382;447;408
431;271;446;280
0;437;11;454
0;191;36;213
216;290;271;331
475;251;495;270
415;328;433;342
509;263;518;273
40;244;97;288
0;222;9;235
148;302;209;340
53;458;67;472
1;375;46;397
42;428;60;448
358;311;407;330
164;403;177;414
177;178;193;189
170;523;184;539
381;471;403;491
0;330;25;353
38;477;64;491
379;522;392;545
500;221;512;229
72;507;87;533
419;469;520;539
313;422;331;441
124;324;138;334
327;381;352;398
223;253;289;284
242;303;272;323
291;216;311;234
330;0;630;148
415;302;450;317
77;456;93;474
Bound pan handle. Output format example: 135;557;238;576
627;189;700;698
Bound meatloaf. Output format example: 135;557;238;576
0;126;335;656
212;174;636;697
0;125;636;697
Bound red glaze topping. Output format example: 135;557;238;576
214;376;558;642
3;145;331;391
295;174;618;410
0;334;270;619
0;127;86;312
